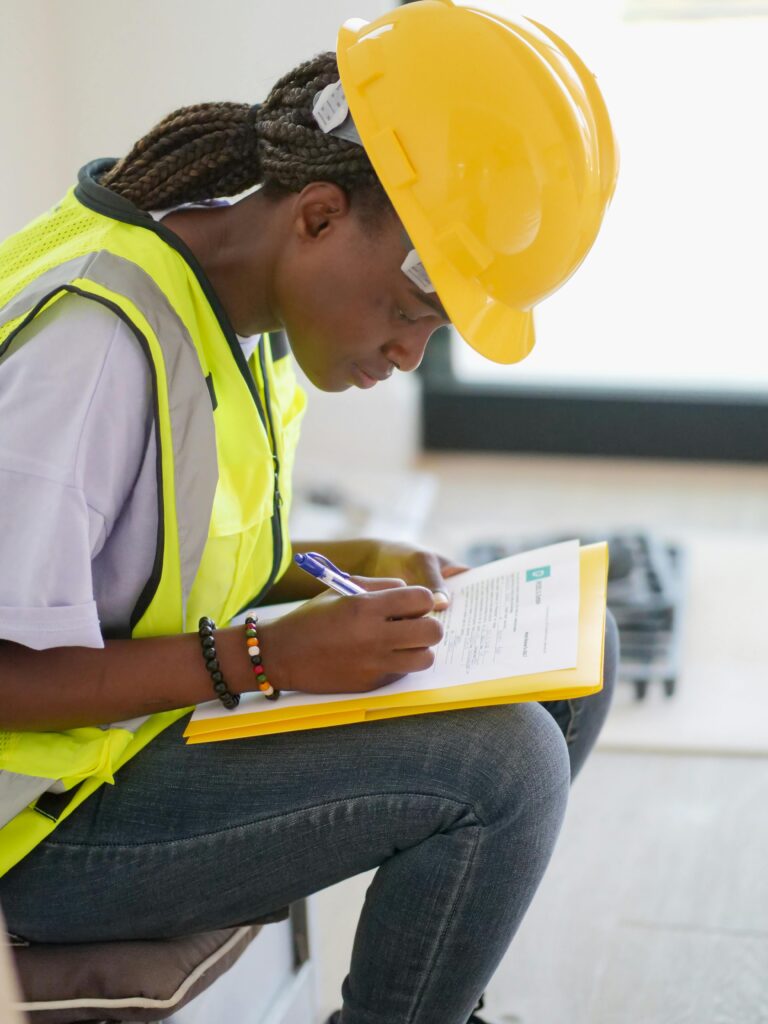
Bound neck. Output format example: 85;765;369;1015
159;191;284;337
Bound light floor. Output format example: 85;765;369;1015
310;750;768;1024
308;452;768;1023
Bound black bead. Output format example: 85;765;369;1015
211;670;223;684
205;658;220;673
201;636;216;650
214;680;228;694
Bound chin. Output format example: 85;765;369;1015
318;376;353;394
299;360;352;393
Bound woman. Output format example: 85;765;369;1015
0;4;619;1022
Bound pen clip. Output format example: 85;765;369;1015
304;552;352;579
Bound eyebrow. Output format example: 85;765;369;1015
409;286;450;322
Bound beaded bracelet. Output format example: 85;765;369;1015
244;615;280;700
198;616;240;710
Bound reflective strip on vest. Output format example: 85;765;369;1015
0;251;217;830
0;715;152;829
0;771;54;826
0;250;217;617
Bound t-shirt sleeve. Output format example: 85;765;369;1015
0;293;153;650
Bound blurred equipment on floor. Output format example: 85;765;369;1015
465;531;686;701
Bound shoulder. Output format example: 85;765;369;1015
0;292;153;491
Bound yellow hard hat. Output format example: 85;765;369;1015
335;0;619;364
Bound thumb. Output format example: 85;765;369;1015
409;560;453;611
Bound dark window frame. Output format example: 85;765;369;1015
418;329;768;463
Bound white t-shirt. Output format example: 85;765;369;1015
0;202;261;651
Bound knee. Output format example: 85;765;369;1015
455;703;571;828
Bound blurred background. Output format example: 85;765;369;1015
2;1;767;1022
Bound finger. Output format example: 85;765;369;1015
348;575;407;592
387;615;445;650
433;559;471;607
384;647;438;674
409;552;469;609
407;552;450;599
441;563;471;577
370;584;436;619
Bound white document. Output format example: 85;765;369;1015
190;540;580;723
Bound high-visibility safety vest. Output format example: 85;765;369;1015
0;159;307;876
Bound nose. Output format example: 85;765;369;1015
383;323;439;374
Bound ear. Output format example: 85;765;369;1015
293;182;351;241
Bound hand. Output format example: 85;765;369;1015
256;575;444;695
359;540;471;611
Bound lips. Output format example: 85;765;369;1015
352;362;392;388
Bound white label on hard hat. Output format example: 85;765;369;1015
401;249;436;294
312;81;349;134
312;80;364;146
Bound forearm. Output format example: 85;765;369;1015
0;626;255;732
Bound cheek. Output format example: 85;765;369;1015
282;298;366;390
289;282;380;357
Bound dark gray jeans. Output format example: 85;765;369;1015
1;612;619;1024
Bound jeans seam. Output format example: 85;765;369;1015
564;698;582;746
406;823;481;1024
40;788;487;852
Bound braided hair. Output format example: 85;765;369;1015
100;52;393;223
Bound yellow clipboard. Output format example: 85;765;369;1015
184;542;608;744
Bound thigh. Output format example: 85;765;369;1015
0;699;568;943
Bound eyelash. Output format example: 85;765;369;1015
396;308;418;325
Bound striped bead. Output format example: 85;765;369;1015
242;618;277;701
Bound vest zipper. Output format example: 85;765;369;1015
259;336;284;569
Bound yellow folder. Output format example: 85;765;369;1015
184;542;608;744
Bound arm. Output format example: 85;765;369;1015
0;581;445;731
0;627;254;733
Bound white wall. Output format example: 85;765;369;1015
0;0;423;479
0;0;391;237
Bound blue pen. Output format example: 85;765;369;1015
294;552;367;596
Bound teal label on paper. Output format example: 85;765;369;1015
526;566;551;582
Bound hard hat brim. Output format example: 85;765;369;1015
419;238;537;365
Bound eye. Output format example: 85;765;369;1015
396;307;418;325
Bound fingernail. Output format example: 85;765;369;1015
432;589;449;608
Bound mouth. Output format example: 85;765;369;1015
351;362;390;389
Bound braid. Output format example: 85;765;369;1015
100;102;262;209
101;53;392;218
